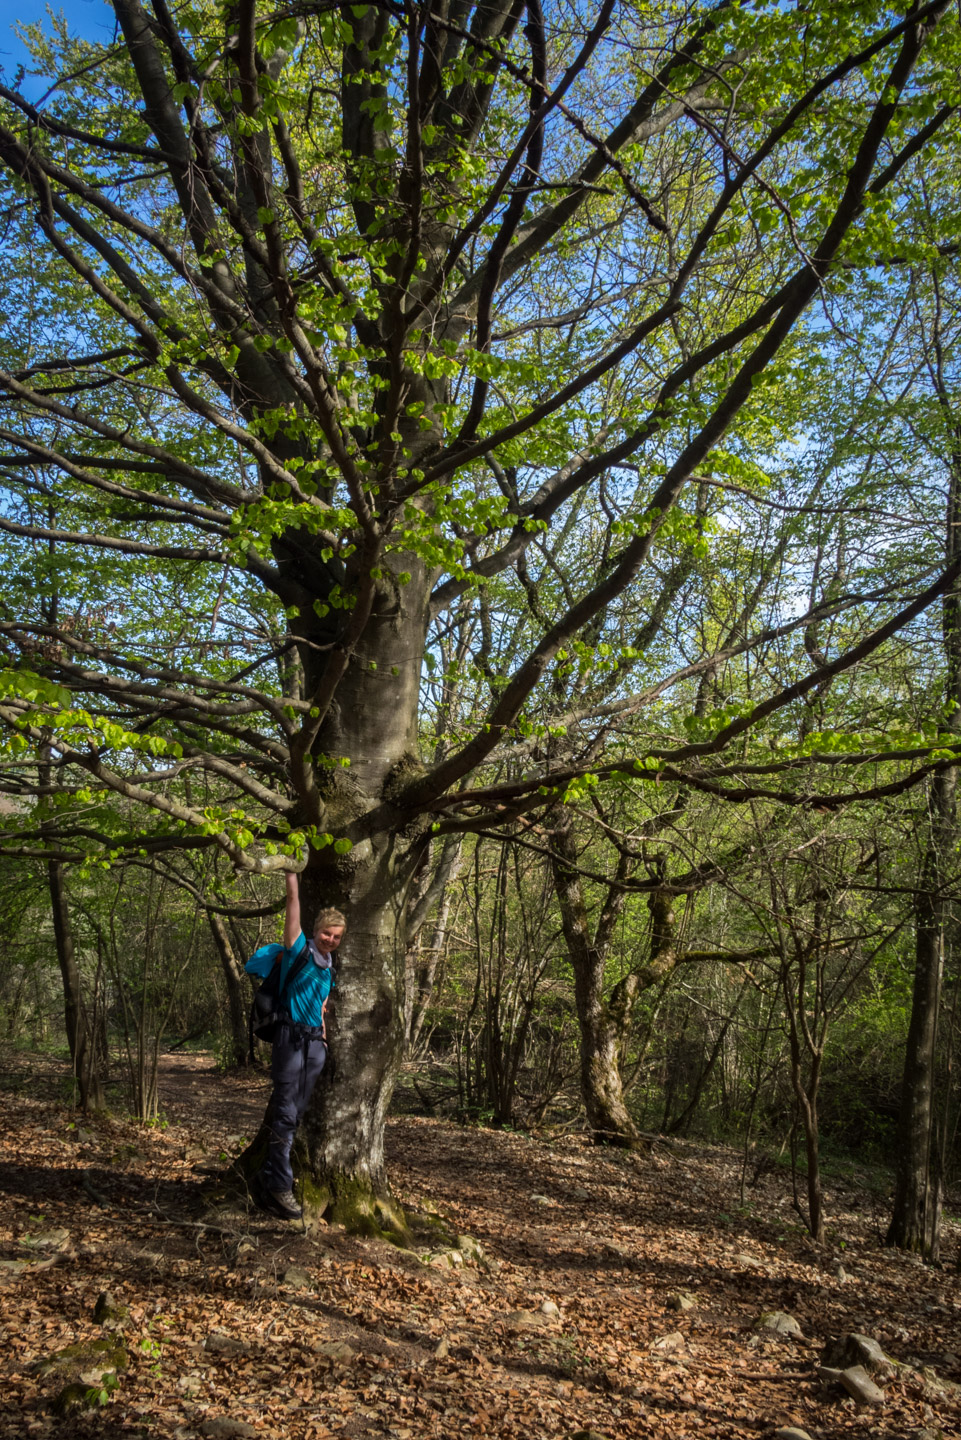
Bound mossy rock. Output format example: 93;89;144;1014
93;1291;129;1327
405;1203;458;1250
52;1374;120;1416
52;1383;97;1417
35;1337;128;1380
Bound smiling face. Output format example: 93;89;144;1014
314;922;345;952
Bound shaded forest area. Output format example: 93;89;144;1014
4;797;961;1255
1;1048;959;1440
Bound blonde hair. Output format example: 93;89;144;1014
314;907;347;932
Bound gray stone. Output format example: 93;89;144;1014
34;1338;128;1380
775;1429;813;1440
650;1331;686;1354
281;1265;313;1290
506;1309;549;1332
530;1193;554;1206
426;1248;464;1268
915;1365;961;1399
20;1227;71;1251
818;1364;886;1406
433;1336;449;1360
93;1291;129;1327
204;1332;248;1357
456;1234;486;1263
78;1364;120;1387
540;1300;560;1316
666;1290;697;1312
755;1311;803;1337
825;1332;895;1376
838;1364;886;1406
311;1340;357;1366
51;1383;98;1417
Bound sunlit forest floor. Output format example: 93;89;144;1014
1;1048;958;1440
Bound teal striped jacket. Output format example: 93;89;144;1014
245;932;335;1029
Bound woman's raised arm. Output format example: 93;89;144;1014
283;871;301;950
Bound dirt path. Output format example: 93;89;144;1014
1;1048;959;1440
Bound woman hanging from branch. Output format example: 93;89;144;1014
246;872;345;1219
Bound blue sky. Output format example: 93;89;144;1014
1;1;114;93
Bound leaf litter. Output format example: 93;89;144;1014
0;1049;958;1440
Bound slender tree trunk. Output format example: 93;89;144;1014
887;302;961;1260
207;910;251;1067
887;850;946;1256
403;836;463;1054
792;1052;824;1245
39;742;103;1110
776;929;827;1244
47;858;103;1111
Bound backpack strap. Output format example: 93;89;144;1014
279;945;312;999
247;944;314;1063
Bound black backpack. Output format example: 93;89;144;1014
248;946;311;1059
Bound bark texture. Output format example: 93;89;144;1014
551;814;638;1145
48;857;104;1112
207;910;252;1068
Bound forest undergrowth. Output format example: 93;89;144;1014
1;1048;959;1440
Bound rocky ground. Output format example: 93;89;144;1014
1;1048;958;1440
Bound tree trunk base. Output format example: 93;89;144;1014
299;1169;412;1245
227;1123;446;1247
883;1220;939;1263
589;1125;651;1151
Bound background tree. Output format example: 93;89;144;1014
887;266;961;1260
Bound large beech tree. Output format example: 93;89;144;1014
1;0;960;1223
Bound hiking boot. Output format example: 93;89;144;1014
265;1187;303;1220
252;1176;302;1220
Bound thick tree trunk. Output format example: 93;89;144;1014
298;845;410;1230
550;816;638;1146
576;993;641;1145
39;744;104;1110
236;852;417;1234
237;553;430;1235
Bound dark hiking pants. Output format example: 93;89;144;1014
260;1023;327;1194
